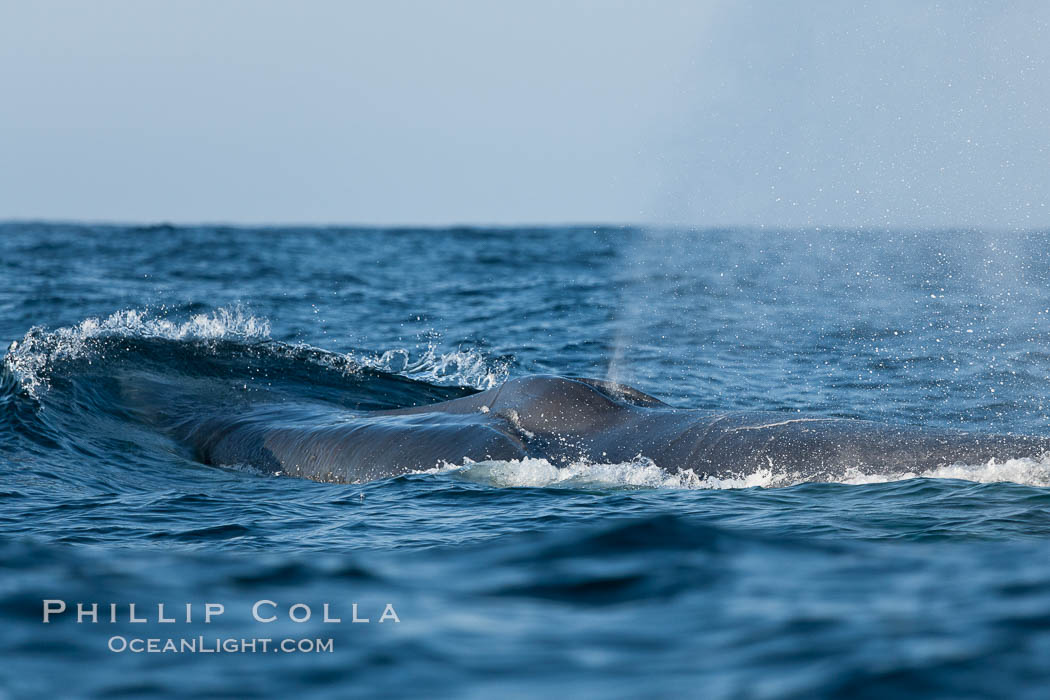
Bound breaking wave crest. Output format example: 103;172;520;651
3;307;508;398
5;306;271;396
352;344;508;390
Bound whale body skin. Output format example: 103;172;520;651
174;375;1050;484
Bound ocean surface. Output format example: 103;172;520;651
2;223;1050;699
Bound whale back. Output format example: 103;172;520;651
486;375;649;435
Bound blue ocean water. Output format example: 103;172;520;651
2;224;1050;698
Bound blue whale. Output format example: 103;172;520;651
171;375;1050;484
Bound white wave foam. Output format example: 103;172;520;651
834;456;1050;488
352;343;508;389
419;454;1050;490
5;306;270;396
421;456;704;489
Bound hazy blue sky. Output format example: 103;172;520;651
2;1;1048;227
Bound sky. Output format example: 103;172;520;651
1;0;1048;228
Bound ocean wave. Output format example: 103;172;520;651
421;454;1050;490
4;306;271;397
424;456;701;489
834;456;1050;488
351;343;508;390
2;307;506;398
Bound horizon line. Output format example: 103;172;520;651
2;218;1047;234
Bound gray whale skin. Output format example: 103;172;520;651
180;375;1050;484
